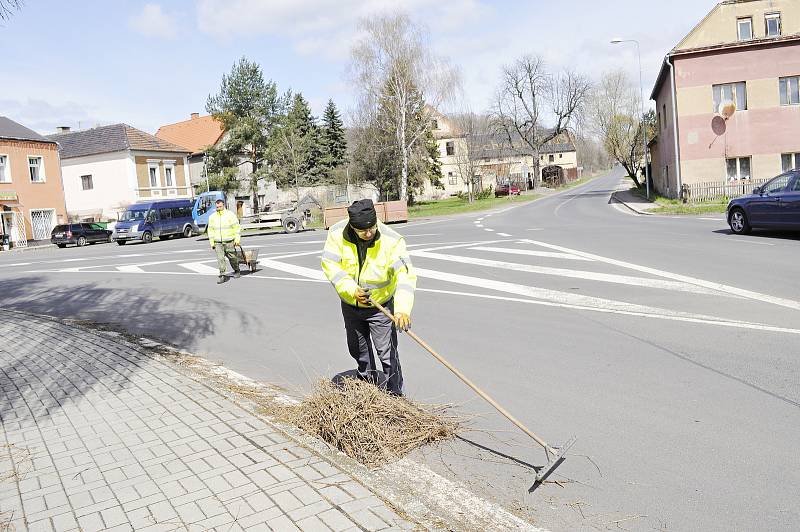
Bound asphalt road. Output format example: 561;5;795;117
2;167;798;531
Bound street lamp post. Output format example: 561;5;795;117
611;38;650;199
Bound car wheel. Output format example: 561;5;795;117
283;217;300;234
57;243;67;248
107;234;114;243
728;208;751;235
183;225;192;238
117;240;126;246
77;236;87;247
142;231;153;244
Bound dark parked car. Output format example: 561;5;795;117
51;223;113;248
727;170;800;234
494;182;521;197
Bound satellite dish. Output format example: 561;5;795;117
711;115;727;136
719;100;736;120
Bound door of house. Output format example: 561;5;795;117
30;208;56;241
1;211;28;247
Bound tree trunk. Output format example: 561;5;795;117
251;149;260;213
399;112;408;202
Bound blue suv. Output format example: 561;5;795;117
113;199;195;245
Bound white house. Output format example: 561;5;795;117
48;124;192;222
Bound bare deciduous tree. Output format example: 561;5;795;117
449;110;491;202
0;0;22;21
493;55;590;187
350;13;459;201
587;70;653;187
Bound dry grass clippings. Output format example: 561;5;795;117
268;378;463;468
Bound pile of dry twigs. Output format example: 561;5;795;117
275;378;462;468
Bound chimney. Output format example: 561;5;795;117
56;126;71;133
191;113;200;119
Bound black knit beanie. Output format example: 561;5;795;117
347;199;377;229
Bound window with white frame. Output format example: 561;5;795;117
165;165;174;187
28;156;45;182
712;82;747;113
0;155;8;183
765;13;781;37
447;172;458;185
779;76;800;105
781;153;800;172
81;175;93;190
737;17;752;41
148;165;159;187
445;141;455;156
726;156;751;181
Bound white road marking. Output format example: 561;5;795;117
496;233;512;237
412;240;512;253
469;246;591;261
179;262;219;275
400;233;441;237
484;228;494;232
116;265;145;273
411;250;729;296
521;238;800;311
525;228;544;231
416;287;800;336
59;258;194;272
4;262;31;267
722;238;774;246
258;259;327;281
699;217;725;221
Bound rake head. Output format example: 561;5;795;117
532;435;577;486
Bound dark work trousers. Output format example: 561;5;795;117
341;298;403;395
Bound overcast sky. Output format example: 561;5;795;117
0;0;718;135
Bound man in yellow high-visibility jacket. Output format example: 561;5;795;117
321;199;416;395
207;198;241;284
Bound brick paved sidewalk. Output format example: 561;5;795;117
0;312;416;531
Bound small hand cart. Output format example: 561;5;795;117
235;245;259;272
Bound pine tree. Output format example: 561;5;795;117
321;99;347;179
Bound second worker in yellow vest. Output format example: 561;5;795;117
207;198;242;284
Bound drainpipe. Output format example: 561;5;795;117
668;55;682;196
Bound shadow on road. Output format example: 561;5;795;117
712;228;800;241
0;275;260;349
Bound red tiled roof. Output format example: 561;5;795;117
155;114;224;155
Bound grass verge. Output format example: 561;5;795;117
408;194;540;218
628;186;727;215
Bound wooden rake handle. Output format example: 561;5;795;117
369;297;554;454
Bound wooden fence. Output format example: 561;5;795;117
680;178;771;203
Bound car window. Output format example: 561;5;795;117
80;223;92;231
159;207;172;219
764;173;793;194
793;176;800;192
53;225;68;232
90;223;103;230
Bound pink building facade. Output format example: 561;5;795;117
650;0;800;198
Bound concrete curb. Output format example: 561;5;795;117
1;242;56;253
610;191;654;216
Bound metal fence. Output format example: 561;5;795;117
680;178;771;203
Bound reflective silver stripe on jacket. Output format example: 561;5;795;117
321;250;341;262
330;270;348;284
390;257;411;271
362;279;391;289
396;283;414;293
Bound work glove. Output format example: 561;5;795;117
355;287;371;306
394;313;411;331
234;238;241;246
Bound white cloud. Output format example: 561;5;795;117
196;0;487;57
0;98;104;135
129;3;176;40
